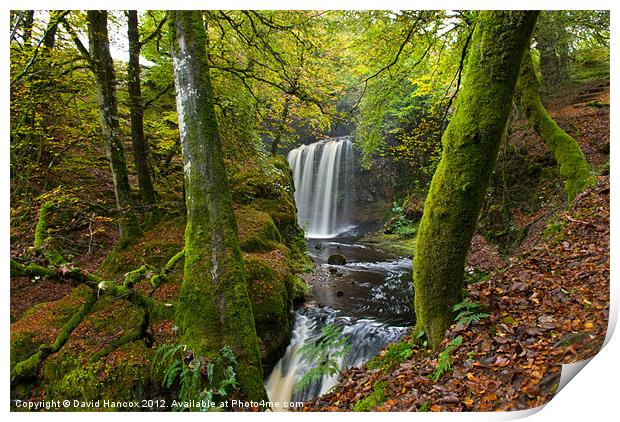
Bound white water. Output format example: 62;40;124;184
287;137;354;238
265;307;408;410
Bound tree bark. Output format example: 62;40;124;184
42;10;60;50
517;48;594;202
22;11;35;48
169;10;268;403
413;11;539;350
127;10;157;207
270;94;291;155
87;10;140;242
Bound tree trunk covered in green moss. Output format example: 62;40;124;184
169;11;268;403
87;11;140;242
517;48;594;202
127;10;157;207
413;11;539;350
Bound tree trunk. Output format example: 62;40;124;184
169;10;268;403
535;11;570;93
413;11;539;350
87;11;140;242
42;10;60;50
22;11;34;48
517;48;594;202
270;94;291;155
127;10;157;207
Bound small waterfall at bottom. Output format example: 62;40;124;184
265;306;408;409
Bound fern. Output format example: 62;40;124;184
429;335;462;381
452;300;489;328
294;324;350;393
152;343;240;411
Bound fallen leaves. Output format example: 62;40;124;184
301;176;609;412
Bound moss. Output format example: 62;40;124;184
100;217;185;276
235;206;282;252
33;201;54;250
44;340;155;407
291;275;311;302
353;381;387;411
244;257;289;323
517;48;595;202
367;341;415;372
11;286;91;369
413;11;538;349
361;231;416;256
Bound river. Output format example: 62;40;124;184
265;237;414;407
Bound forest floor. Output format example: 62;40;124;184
300;82;610;412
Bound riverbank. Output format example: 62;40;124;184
301;176;609;411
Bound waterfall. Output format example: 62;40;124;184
265;307;407;409
287;136;354;238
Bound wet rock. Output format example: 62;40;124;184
328;253;347;265
314;243;325;250
336;291;344;297
328;267;338;274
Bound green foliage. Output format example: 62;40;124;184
353;381;387;412
294;324;350;393
452;300;489;329
367;341;414;372
388;201;418;236
429;335;462;381
543;217;566;239
152;344;239;412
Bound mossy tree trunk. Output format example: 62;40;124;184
517;47;594;202
169;11;268;403
127;10;157;208
87;11;141;242
413;11;539;350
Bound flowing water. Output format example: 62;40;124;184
287;136;354;238
265;240;414;407
265;137;414;409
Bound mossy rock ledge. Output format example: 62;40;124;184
10;156;313;406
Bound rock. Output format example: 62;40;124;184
327;253;347;265
336;291;344;297
314;243;325;250
328;267;338;274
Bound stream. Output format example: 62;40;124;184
265;238;414;406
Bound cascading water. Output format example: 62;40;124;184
287;136;354;238
265;136;413;410
264;240;413;409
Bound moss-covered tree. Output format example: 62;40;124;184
62;11;141;243
413;11;539;349
127;10;159;208
169;10;268;403
517;47;594;202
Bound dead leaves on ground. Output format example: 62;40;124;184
301;177;609;412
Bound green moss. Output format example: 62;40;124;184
235;206;282;253
244;257;288;323
518;48;595;203
413;11;538;350
353;381;387;412
291;275;311;302
11;286;92;369
367;341;415;372
361;231;416;256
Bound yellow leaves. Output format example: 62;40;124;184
584;320;595;330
